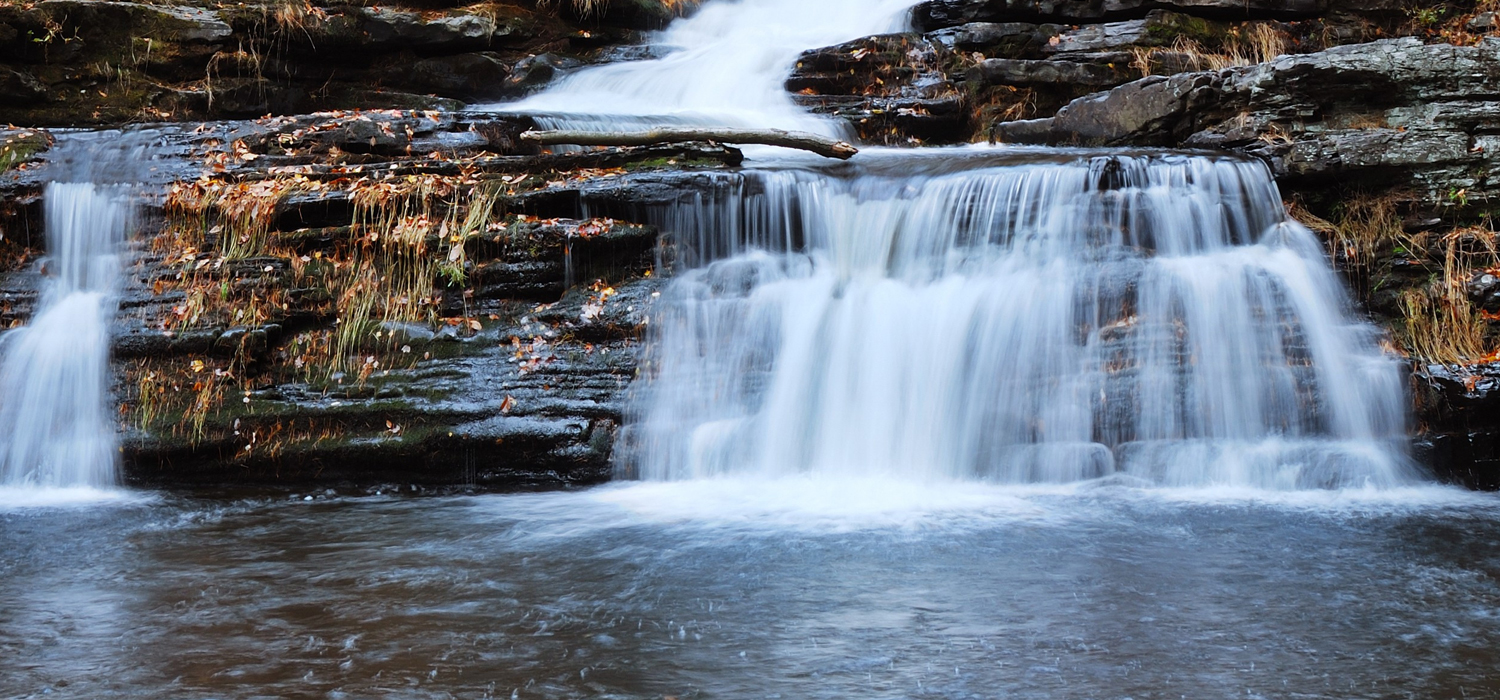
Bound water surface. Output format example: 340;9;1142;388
4;482;1500;699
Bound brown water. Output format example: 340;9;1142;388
3;480;1500;700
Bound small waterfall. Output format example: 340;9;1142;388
0;182;131;489
620;151;1416;489
482;0;919;136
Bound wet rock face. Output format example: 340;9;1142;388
8;112;742;490
787;34;967;145
122;278;654;489
1414;364;1500;490
1001;38;1500;199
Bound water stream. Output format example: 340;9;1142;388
480;0;917;135
0;181;130;496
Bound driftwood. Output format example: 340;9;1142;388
521;127;859;160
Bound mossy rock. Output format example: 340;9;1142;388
0;128;53;172
0;1;230;66
1142;10;1232;48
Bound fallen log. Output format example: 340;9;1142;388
520;127;859;160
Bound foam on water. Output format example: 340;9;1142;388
0;486;142;511
464;477;1492;540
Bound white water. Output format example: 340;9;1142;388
480;0;919;136
619;152;1417;489
0;182;129;493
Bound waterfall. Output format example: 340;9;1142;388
0;182;130;489
480;0;919;135
618;152;1416;489
489;1;1418;490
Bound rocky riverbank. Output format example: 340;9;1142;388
4;0;1500;489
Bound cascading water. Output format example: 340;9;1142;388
494;0;1418;490
618;152;1416;489
480;0;918;135
0;180;131;490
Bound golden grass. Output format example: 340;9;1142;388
973;86;1038;142
1290;192;1498;365
1330;192;1404;276
162;170;503;364
1134;23;1290;77
537;0;699;17
1409;226;1500;364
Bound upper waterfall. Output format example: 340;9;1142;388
480;0;920;135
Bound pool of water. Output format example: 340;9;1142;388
4;479;1500;699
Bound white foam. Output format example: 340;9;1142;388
0;486;144;510
466;477;1500;540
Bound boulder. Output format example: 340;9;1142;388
398;52;513;101
503;53;582;96
786;34;967;144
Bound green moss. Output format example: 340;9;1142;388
623;155;727;170
0;130;50;172
1144;12;1231;48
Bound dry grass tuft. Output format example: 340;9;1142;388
537;0;700;17
1329;192;1405;277
1134;23;1289;76
1290;193;1500;365
1398;226;1498;364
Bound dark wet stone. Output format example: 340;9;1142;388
913;0;1326;31
967;58;1131;87
504;53;583;96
